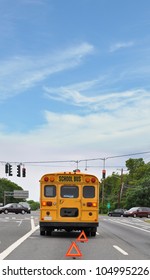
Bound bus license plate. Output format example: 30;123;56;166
44;216;52;220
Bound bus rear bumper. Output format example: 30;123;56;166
39;221;99;235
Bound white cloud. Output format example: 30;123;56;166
44;79;150;113
109;41;134;53
0;96;150;201
1;89;149;157
0;40;150;201
0;42;94;101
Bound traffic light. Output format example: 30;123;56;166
5;163;9;174
102;169;106;179
8;164;13;176
22;167;26;177
17;164;21;177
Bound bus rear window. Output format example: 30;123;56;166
83;186;95;198
61;186;79;198
44;185;56;197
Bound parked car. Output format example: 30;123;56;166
19;202;31;213
108;208;126;217
123;207;150;218
0;203;31;214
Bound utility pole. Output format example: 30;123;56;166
118;168;123;208
101;158;106;213
3;191;13;205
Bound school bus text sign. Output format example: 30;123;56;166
58;175;82;183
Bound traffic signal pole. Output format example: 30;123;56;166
101;158;106;213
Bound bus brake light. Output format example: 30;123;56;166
42;201;52;206
87;202;97;207
47;201;52;206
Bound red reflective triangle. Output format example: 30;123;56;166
65;242;82;257
76;230;88;242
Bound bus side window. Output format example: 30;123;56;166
83;186;95;198
44;185;56;197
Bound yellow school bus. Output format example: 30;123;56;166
39;170;100;236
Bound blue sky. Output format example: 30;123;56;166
0;0;150;200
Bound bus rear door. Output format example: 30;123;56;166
58;184;81;222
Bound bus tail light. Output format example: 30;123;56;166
47;201;52;206
42;201;47;206
85;177;96;183
91;177;96;183
50;176;55;182
85;177;90;183
44;176;49;182
42;201;52;206
92;202;97;207
87;202;97;207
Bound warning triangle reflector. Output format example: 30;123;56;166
76;230;88;242
65;242;82;257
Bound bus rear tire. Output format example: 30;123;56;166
91;228;97;237
46;230;52;236
91;231;96;237
85;230;91;237
40;230;45;235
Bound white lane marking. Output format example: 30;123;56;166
0;216;39;260
16;220;22;227
31;216;35;230
0;225;39;260
113;245;128;255
106;219;150;233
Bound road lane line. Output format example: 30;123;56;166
17;220;22;227
31;216;35;230
107;219;150;233
113;245;128;255
0;224;39;260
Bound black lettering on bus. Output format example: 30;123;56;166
59;176;73;182
74;176;81;182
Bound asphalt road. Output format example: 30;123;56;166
0;212;150;260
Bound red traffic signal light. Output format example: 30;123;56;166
102;169;106;179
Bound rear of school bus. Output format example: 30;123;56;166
39;171;100;236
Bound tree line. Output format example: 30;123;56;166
101;158;150;213
0;178;39;210
1;157;150;212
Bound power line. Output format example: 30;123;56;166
77;150;150;162
1;150;150;165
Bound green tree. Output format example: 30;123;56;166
124;158;150;208
125;185;150;209
101;158;150;211
27;200;40;210
126;158;145;174
0;178;23;204
101;173;121;213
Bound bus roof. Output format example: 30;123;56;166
40;171;99;182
